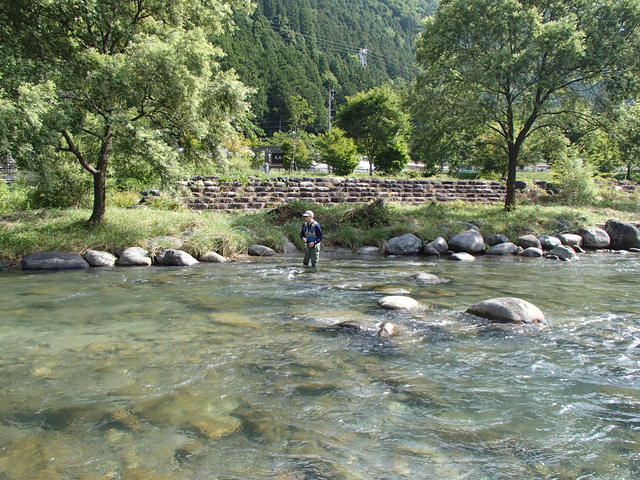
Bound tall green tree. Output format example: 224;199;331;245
336;85;411;175
612;103;640;180
412;0;640;209
316;128;360;176
0;0;253;224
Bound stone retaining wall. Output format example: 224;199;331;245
182;177;506;210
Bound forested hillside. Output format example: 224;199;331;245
220;0;436;135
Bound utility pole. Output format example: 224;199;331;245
327;85;334;129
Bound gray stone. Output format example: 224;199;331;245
630;248;640;253
548;245;577;261
0;263;8;271
377;295;423;312
519;247;543;258
485;234;510;247
573;245;585;254
605;219;640;250
155;249;199;266
556;233;583;247
485;242;519;256
283;241;298;254
448;229;485;254
200;251;227;262
423;236;448;256
385;233;423;256
84;249;116;267
21;252;90;271
516;234;542;249
248;245;276;256
116;247;152;266
356;246;380;255
466;297;544;324
449;252;476;262
411;272;449;284
538;235;562;250
578;227;610;249
377;322;398;338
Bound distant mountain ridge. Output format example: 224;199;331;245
221;0;437;134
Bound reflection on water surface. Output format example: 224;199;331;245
0;253;639;479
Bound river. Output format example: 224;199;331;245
0;252;638;479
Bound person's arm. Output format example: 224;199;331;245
300;224;306;242
315;224;323;243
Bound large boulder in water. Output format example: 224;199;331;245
155;249;199;266
578;227;610;249
248;245;276;256
411;272;449;284
548;245;578;261
385;233;423;256
519;247;543;258
21;252;90;270
556;233;582;247
485;242;519;256
200;251;227;262
450;252;476;262
516;235;541;249
377;295;423;312
117;247;152;266
448;229;485;254
605;219;640;250
538;235;562;250
485;234;510;247
423;236;448;256
84;250;116;267
466;297;544;324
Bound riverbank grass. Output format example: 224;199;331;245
1;202;638;264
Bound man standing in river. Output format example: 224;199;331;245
300;210;323;268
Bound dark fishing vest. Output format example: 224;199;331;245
302;221;319;243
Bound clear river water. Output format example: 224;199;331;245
0;252;638;480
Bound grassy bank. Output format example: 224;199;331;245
1;200;639;265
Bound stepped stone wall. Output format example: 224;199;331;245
182;176;506;210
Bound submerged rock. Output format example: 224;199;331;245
84;249;117;267
485;242;519;256
357;246;380;255
200;251;227;262
466;297;544;324
155;249;199;266
605;219;640;250
21;252;90;270
377;295;423;312
248;245;276;256
411;272;449;284
117;247;152;266
378;322;398;338
578;227;610;249
192;415;242;440
448;229;485;254
385;233;423;255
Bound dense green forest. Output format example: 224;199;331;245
220;0;436;134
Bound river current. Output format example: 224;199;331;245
0;252;638;479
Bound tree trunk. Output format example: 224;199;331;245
504;144;519;211
87;124;113;225
88;170;107;225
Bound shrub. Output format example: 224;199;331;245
0;181;33;213
550;155;600;206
